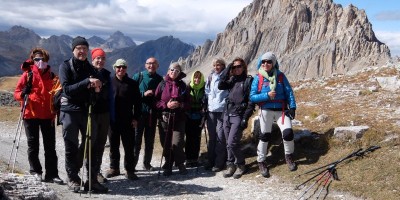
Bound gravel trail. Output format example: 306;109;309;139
0;121;361;200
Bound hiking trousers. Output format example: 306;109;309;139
206;112;226;168
133;112;157;168
109;123;136;172
223;114;245;166
23;119;59;178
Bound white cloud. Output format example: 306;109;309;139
375;31;400;57
0;0;252;45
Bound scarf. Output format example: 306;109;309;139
258;68;277;99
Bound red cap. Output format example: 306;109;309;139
91;48;106;60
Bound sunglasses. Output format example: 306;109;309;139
115;65;127;69
262;60;273;64
33;57;44;62
170;68;181;73
232;65;243;69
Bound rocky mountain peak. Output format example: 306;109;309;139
183;0;390;81
100;31;137;52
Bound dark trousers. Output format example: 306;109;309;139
109;122;135;172
23;119;59;178
185;118;202;161
133;112;157;168
223;114;245;166
61;111;98;181
206;112;226;168
92;112;110;175
159;112;186;168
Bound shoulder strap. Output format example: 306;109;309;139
257;73;263;93
138;72;143;85
243;75;253;100
278;73;284;84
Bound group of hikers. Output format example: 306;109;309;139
13;36;297;194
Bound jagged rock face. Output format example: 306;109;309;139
183;0;391;81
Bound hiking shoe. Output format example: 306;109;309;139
258;161;270;178
204;162;213;171
68;179;81;193
44;176;64;185
178;164;188;175
105;168;120;178
163;169;172;176
223;165;237;178
97;173;108;183
30;172;42;182
211;166;223;172
84;180;108;194
143;164;155;171
285;154;297;171
233;165;246;179
125;171;139;180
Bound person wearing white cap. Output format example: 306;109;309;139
105;59;142;181
249;52;297;178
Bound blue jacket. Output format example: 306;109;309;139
249;70;296;110
204;71;228;112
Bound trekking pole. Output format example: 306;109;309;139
296;148;363;178
316;169;335;200
8;95;29;173
80;104;93;196
158;112;172;179
297;169;330;199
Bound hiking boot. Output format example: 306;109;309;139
143;164;155;171
44;176;64;185
105;168;120;178
97;173;108;183
125;171;139;180
211;166;223;172
178;164;188;175
258;161;270;178
233;165;246;179
68;178;81;193
163;169;172;176
185;160;199;168
30;172;42;182
285;154;297;171
84;180;108;194
223;165;237;178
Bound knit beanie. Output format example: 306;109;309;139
71;36;89;51
261;52;277;67
91;48;106;60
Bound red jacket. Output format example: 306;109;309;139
14;60;55;120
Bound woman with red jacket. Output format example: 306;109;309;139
14;48;63;184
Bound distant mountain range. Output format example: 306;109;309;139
0;26;195;77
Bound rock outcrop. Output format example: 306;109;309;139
182;0;391;81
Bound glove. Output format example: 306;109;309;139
285;109;296;120
240;119;248;129
21;86;32;98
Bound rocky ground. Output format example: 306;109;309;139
0;121;362;200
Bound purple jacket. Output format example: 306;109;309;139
155;72;191;119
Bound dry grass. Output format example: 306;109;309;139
0;76;20;92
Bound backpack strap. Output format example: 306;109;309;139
138;71;143;85
257;73;263;93
243;75;253;101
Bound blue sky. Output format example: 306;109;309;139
0;0;399;56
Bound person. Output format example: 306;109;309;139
185;71;206;168
132;57;163;171
203;58;229;172
155;62;191;176
249;52;297;178
14;48;63;185
90;48;113;183
218;57;255;179
58;36;108;193
105;59;142;181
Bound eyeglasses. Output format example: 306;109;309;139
262;60;273;64
115;66;127;69
146;62;157;65
170;68;181;73
33;57;43;62
232;65;243;69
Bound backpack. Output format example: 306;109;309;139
49;59;76;125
